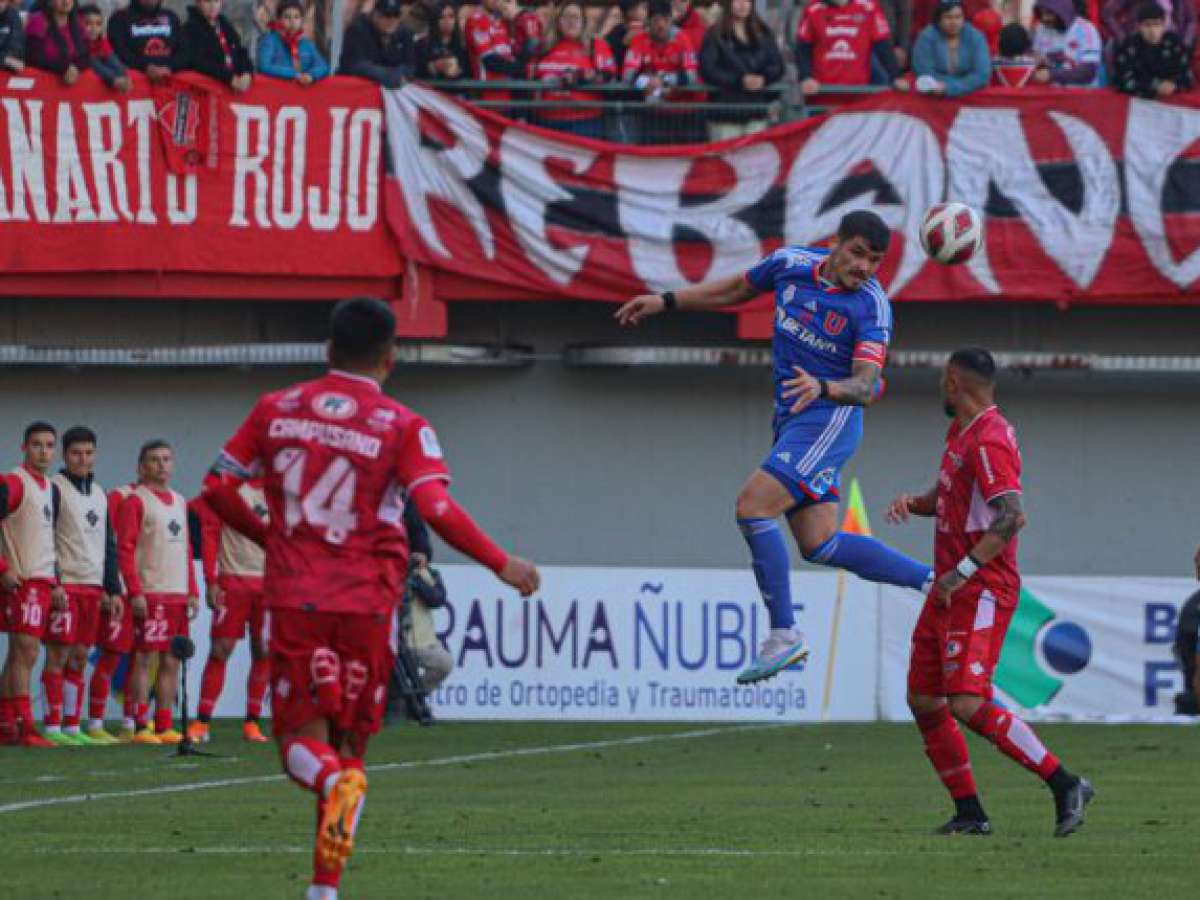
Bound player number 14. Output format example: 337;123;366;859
273;448;358;544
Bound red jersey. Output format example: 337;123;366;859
535;37;616;121
622;31;698;102
673;5;708;54
216;370;451;616
935;406;1022;602
993;58;1037;87
796;0;891;85
466;9;517;81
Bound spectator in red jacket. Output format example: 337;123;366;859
623;0;701;143
79;3;132;90
25;0;90;83
671;0;707;49
796;0;906;96
533;0;616;138
466;0;532;100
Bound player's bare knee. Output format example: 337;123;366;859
907;692;944;716
947;694;983;722
211;640;234;662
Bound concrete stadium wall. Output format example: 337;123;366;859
0;299;1196;578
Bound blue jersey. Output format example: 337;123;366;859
745;246;892;435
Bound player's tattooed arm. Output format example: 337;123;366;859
969;491;1027;564
825;360;882;407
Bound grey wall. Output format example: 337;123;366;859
0;298;1196;578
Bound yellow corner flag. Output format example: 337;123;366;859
841;478;872;538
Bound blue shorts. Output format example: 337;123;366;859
760;409;863;507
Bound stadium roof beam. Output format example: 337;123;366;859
0;343;534;368
562;346;1200;374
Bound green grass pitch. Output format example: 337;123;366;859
0;721;1194;898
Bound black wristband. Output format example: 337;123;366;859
818;379;830;399
661;291;678;312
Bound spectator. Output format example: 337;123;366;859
183;0;253;91
0;0;24;73
108;0;187;80
339;0;415;88
1032;0;1103;85
465;0;532;92
699;0;783;141
415;0;469;79
1103;0;1194;50
256;0;328;83
78;4;131;89
513;0;546;74
876;0;913;67
606;0;646;72
399;504;454;702
796;0;906;97
993;21;1038;85
25;0;89;83
623;0;700;143
1113;0;1191;96
532;0;616;138
912;0;992;96
671;0;706;49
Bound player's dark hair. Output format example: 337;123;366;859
139;439;172;462
948;347;997;382
77;3;103;16
837;210;891;253
23;421;56;443
1135;0;1165;21
329;297;396;371
998;22;1031;56
62;426;98;450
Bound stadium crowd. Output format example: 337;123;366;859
0;0;1196;140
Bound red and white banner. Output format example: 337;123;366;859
385;84;1200;308
0;71;398;280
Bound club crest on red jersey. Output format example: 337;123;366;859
823;311;848;336
312;392;358;421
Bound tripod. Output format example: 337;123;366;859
168;636;220;759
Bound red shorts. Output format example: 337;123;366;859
100;595;134;654
4;580;55;639
212;575;266;642
908;585;1017;700
269;608;395;741
46;585;105;647
134;601;190;653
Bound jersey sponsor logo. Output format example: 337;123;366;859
130;21;173;37
366;407;397;433
827;38;857;60
312;392;358;421
776;308;840;355
85;509;100;528
418;426;444;460
276;388;303;412
968;661;985;677
823;311;848;336
824;25;861;36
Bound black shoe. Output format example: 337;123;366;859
935;816;993;836
1054;776;1095;837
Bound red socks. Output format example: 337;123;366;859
135;702;150;730
89;651;120;721
154;707;173;734
282;737;342;797
246;658;270;721
914;705;977;799
63;668;85;728
198;657;227;722
42;670;64;727
966;702;1060;779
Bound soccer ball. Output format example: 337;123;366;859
919;202;984;265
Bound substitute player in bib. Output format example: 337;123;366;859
202;298;540;900
117;440;200;745
616;211;933;684
89;475;141;740
0;422;65;748
188;481;272;744
45;427;123;746
887;348;1093;837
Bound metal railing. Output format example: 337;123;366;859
424;79;889;144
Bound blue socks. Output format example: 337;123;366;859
738;517;795;629
805;532;932;592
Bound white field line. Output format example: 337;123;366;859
0;724;783;815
